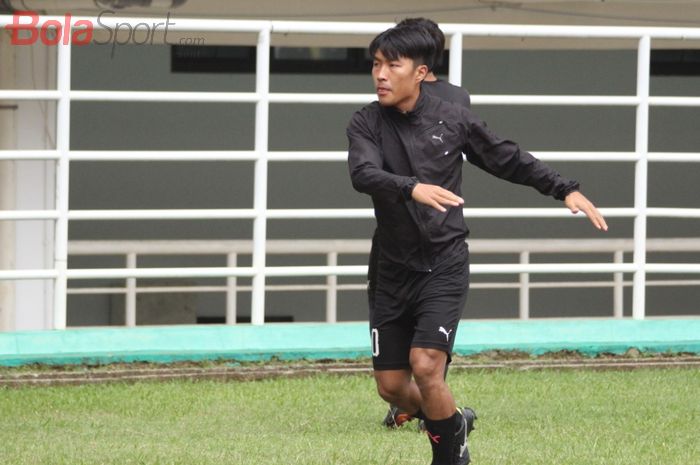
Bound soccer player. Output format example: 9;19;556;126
347;24;607;465
381;18;474;433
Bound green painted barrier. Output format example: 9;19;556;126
0;319;698;367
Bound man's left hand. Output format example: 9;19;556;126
564;191;608;231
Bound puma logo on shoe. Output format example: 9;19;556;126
459;436;467;458
432;133;444;143
438;326;453;341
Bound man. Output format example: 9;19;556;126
347;24;607;465
381;18;474;433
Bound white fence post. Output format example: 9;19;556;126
613;250;624;318
326;252;338;323
251;26;271;325
226;253;238;324
449;33;463;86
125;253;137;327
633;35;651;320
53;38;71;330
519;251;530;319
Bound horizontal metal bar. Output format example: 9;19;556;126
649;97;700;107
461;208;637;218
268;208;639;219
70;91;259;103
0;210;59;221
0;207;643;222
0;16;272;32
67;151;680;163
66;267;257;279
471;263;637;274
266;209;374;219
3;16;700;40
271;21;700;40
65;278;700;298
64;237;700;256
269;93;375;104
646;208;700;218
0;270;58;280
6;89;700;109
7;207;695;222
69;151;259;161
439;23;700;40
2;149;694;164
532;152;639;162
267;152;346;162
471;95;639;106
6;262;700;282
68;209;258;220
648;153;700;162
0;90;61;100
0;150;60;160
66;92;653;107
646;264;700;273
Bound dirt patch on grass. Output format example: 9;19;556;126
2;350;699;387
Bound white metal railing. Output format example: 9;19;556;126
1;16;700;328
65;238;700;324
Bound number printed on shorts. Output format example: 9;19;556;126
371;328;380;357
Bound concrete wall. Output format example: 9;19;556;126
63;43;700;325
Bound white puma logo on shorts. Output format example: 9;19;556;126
438;326;453;342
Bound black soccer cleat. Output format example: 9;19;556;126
453;407;477;465
462;406;477;436
382;404;415;429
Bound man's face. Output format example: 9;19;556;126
372;50;427;112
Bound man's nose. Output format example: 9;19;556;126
375;64;388;81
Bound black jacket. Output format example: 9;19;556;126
347;90;579;271
422;79;471;108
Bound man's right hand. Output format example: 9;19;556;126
411;183;464;212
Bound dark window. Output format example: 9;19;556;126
172;45;449;75
651;50;700;76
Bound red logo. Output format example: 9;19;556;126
426;431;441;444
4;11;93;46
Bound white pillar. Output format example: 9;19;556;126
448;33;463;86
325;252;338;323
226;253;237;324
518;251;530;320
632;36;650;320
251;26;270;326
52;39;71;330
14;41;57;330
0;30;16;331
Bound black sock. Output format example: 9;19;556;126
410;408;426;420
424;412;460;465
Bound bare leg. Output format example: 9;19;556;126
410;347;455;419
373;368;422;414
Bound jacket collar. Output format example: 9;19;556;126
383;88;427;122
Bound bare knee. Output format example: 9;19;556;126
410;348;447;389
374;370;411;403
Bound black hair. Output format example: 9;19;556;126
368;24;434;68
395;18;445;70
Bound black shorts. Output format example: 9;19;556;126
368;243;470;371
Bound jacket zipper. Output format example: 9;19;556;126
407;130;433;273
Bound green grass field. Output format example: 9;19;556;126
1;368;698;465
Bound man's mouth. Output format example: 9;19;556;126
376;86;390;96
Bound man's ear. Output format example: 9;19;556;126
414;64;429;82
